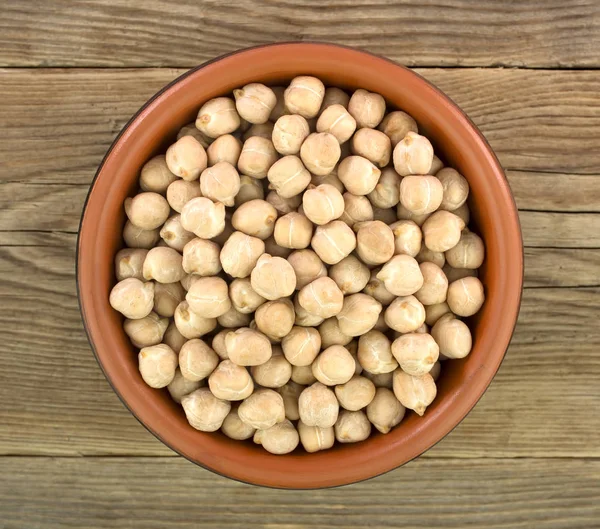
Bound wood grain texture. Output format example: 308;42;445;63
0;457;598;529
1;0;599;68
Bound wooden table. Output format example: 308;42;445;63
1;1;599;527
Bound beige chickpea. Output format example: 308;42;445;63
302;184;344;226
159;215;194;252
174;301;216;339
124;192;170;230
329;255;370;295
298;382;339;428
153;281;185;318
377;255;424;296
452;202;470;225
163;322;187;353
318;317;352;349
443;264;478;284
229;278;266;314
138;344;177;388
346;340;363;376
425;302;451;326
272;115;310;155
415;261;449;305
225;327;272;366
335;376;376;411
368;167;401;209
142;247;185;284
297;421;335;453
287;249;327;290
366;387;405;433
431;316;472;359
211;330;229;360
354;220;395;266
337;156;381;196
251;347;292;388
357;330;397;374
243;121;275;141
199;162;240;207
363;370;393;389
139;155;177;193
384;295;426;334
284;76;325;118
109;277;154;319
316;104;357;144
255;299;295;338
393;131;434;176
392;333;439;376
166;136;208;181
348;89;386;128
238;388;286;430
237;136;278;179
311;220;356;265
273;212;313;249
186;277;231;318
217;306;252;328
311;171;345;193
206;134;242;167
278;381;304;421
416;246;446;268
321;87;350;111
195;97;240;138
351;128;391;168
437;168;469;211
124;312;169;348
389;220;422;257
235;175;264;207
378;111;418;147
339;192;373;228
282;326;321;366
250;254;296;300
298;277;344;319
179;338;219;382
422;210;465;252
269;86;287;121
167;368;203;403
363;268;396;306
266;190;302;215
181;387;231;432
393;370;437;416
336;293;382;337
430;361;442;382
233;83;277;124
208;359;254;401
335;409;372;443
293;296;325;327
220;231;265;278
267;155;311;198
396;203;431;227
180;197;226;239
177;122;212;148
300;133;341;176
291;364;318;385
221;406;256;440
399;175;444;215
115;249;147;281
231;199;277;241
182;238;221;277
445;231;485;269
254;419;299;454
166;179;202;213
122;221;160;249
447;276;485;317
430;155;444;175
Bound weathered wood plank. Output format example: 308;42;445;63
1;0;599;68
0;457;598;528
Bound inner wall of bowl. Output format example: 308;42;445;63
81;44;520;488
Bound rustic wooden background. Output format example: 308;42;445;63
1;1;599;527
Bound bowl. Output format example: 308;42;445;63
77;43;523;489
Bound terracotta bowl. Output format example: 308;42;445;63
77;43;523;489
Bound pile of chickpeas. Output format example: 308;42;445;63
109;76;485;455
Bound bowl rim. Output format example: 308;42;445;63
77;42;524;489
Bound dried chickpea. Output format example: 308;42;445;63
238;389;286;430
293;296;325;327
163;321;187;353
311;220;357;265
384;295;426;334
447;276;485;317
422;210;465;252
396;203;431;227
208;359;254;401
311;171;345;194
177;122;212;148
416;246;446;268
166;179;202;213
180;197;226;239
339;192;374;228
255;299;295;338
335;376;376;411
429;361;441;382
431;315;472;359
124;312;169;348
363;370;393;389
368;167;401;208
399;175;444;215
298;382;339;428
298;277;344;319
230;199;277;241
445;231;485;269
125;192;170;230
316;104;357;144
159;215;195;252
287;249;327;290
206;134;242;167
292;364;318;385
179;338;219;382
335;410;371;443
233;83;277;124
266;156;311;200
211;330;229;360
425;302;451;327
195;97;240;138
393;131;434;176
225;327;272;366
153;281;185;318
269;86;287;121
167;368;203;403
166;136;208;181
250;254;296;300
280;326;320;367
329;255;370;295
393;370;437;416
254;419;299;454
357;330;397;374
235;175;264;206
273;212;313;249
437;168;469;211
221;231;265;279
284;76;325;118
318;317;353;348
138;344;177;388
366;387;406;433
142;247;185;284
199;162;240;207
174;301;217;339
378;111;418;147
278;381;304;421
302;184;344;226
298;421;335;453
115;248;148;281
300;132;341;176
337;156;381;196
430;155;444;175
415;262;449;305
109;277;154;319
238;136;278;179
348;89;386;128
354;220;395;266
228;278;266;314
272;115;310;155
346;340;363;376
443;264;478;283
452;202;470;225
251;347;292;388
217;306;252;328
392;333;439;376
186;276;231;318
321;87;350;111
363;268;396;306
336;293;382;337
140;155;177;193
266;190;302;215
389;220;422;257
351;128;391;168
377;255;424;296
221;406;256;440
181;388;231;432
182;238;221;277
243;121;275;141
123;221;160;249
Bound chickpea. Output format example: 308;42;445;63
254;419;299;454
124;192;169;231
124;311;169;348
153;281;185;318
237;136;278;179
415;323;430;335
221;406;256;440
300;136;342;181
392;333;439;377
437;168;469;211
195;97;240;138
181;238;221;277
163;321;187;353
377;255;423;296
272;212;313;250
278;381;304;421
269;86;287;121
443;264;477;284
142;247;185;284
452;202;470;225
235;175;264;207
285;249;326;290
115;249;147;281
251;347;292;388
329;255;370;295
281;326;321;366
232;83;277;124
272;115;310;156
431;315;472;359
396;203;430;227
139;155;177;193
284;76;325;118
266;159;309;202
177;122;212;148
399;175;444;215
425;301;451;327
363;370;393;389
445;231;484;269
227;278;265;315
297;421;335;453
166;179;202;213
388;220;421;258
339;192;373;228
211;330;229;360
180;197;226;239
122;221;160;249
165;136;208;181
185;276;231;318
351;128;391;168
335;409;371;443
220;231;265;278
316;104;357;144
346;340;363;376
238;388;286;430
378;111;418;147
335;376;376;412
298;382;339;428
367;168;401;209
348;89;386;128
311;220;357;265
291;364;318;385
301;184;344;226
318;317;352;348
298;277;344;319
430;361;442;382
181;387;231;432
250;254;296;300
357;330;397;374
178;338;219;382
422;210;465;252
416;246;446;268
255;299;295;338
336;293;382;337
293;296;325;327
206;359;253;401
393;370;436;416
354;220;395;266
413;262;449;306
137;344;178;389
217;306;252;328
205;134;242;168
337;156;381;196
198;162;240;207
109;277;154;319
174;301;217;339
321;87;350;111
225;326;271;365
266;190;302;215
363;268;396;306
447;276;485;317
393;131;434;176
243;121;275;141
366;387;405;434
167;368;203;403
158;215;194;252
311;171;345;193
229;200;277;242
383;297;424;336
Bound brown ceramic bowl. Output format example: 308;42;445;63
77;43;523;489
